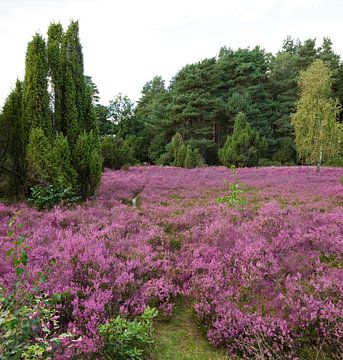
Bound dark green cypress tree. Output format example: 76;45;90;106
47;22;64;133
61;24;80;146
22;34;51;141
60;21;102;197
61;21;98;145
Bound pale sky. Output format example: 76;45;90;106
0;0;343;108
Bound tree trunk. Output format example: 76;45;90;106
316;146;323;173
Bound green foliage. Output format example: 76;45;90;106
134;76;170;162
158;133;204;168
49;133;77;188
99;307;158;360
171;133;183;161
0;289;68;360
47;22;64;133
324;157;343;167
73;131;103;199
22;34;50;140
25;127;52;187
291;60;343;168
26;129;77;196
184;146;204;169
0;80;25;195
257;158;281;167
174;144;187;167
101;136;136;170
272;137;297;164
96;104;116;136
218;112;266;167
29;185;80;210
1;21;101;201
216;166;246;208
108;94;139;138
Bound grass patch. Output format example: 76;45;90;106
149;300;228;360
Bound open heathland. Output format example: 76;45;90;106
0;166;342;359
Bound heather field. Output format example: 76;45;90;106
1;166;343;359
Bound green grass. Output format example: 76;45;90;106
149;300;229;360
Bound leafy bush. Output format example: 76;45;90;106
74;131;103;199
258;158;282;167
218;112;266;167
217;166;246;208
99;307;158;360
26;128;77;191
29;185;80;210
184;146;204;168
158;133;204;168
101;136;136;170
325;157;343;167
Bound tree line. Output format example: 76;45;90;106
98;36;343;168
1;26;342;200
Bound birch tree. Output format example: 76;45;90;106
291;60;342;171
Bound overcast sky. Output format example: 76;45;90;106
0;0;343;108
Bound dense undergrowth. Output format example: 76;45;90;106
0;166;342;359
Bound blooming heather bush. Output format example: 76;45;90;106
0;166;342;358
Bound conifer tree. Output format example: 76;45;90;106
47;22;64;132
61;23;80;146
22;34;50;141
219;112;265;167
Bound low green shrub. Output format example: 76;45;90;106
29;185;80;210
218;112;266;168
258;158;282;167
217;166;246;208
99;307;158;360
325;157;343;167
158;133;204;168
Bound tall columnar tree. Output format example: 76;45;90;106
61;22;82;145
291;60;342;170
22;34;51;140
47;22;64;132
61;21;98;144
